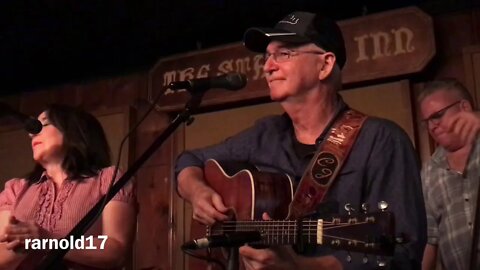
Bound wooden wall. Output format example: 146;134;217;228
0;7;478;270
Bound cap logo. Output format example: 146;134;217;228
278;14;299;25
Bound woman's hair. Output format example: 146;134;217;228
27;104;112;183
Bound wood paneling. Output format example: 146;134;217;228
171;124;186;270
432;11;477;80
20;89;56;116
135;165;172;270
132;104;176;269
0;127;34;187
463;45;480;108
341;80;416;144
134;105;173;167
47;85;79;106
109;73;148;108
185;103;283;150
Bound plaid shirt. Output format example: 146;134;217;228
422;139;480;270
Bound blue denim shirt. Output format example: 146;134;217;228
175;109;427;269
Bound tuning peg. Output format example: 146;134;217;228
362;255;369;264
377;201;388;211
330;240;341;246
344;203;355;215
395;233;409;244
361;203;369;213
346;252;352;263
377;256;387;268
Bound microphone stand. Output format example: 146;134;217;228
36;90;206;269
227;247;239;270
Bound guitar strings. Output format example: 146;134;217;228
215;220;370;231
209;220;375;245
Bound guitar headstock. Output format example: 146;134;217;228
305;202;395;256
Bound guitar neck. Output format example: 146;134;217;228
219;220;307;245
211;212;394;256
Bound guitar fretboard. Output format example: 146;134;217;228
207;212;394;256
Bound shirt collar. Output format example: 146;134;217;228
430;137;480;171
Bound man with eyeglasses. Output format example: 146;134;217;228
418;79;480;270
176;11;426;269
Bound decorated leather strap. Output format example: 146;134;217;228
288;109;368;219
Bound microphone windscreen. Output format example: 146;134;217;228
224;73;248;90
25;118;43;134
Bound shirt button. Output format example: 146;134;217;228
465;197;470;202
469;222;473;227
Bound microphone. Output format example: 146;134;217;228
182;231;262;250
168;72;247;92
0;103;43;134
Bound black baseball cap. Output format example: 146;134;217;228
243;11;346;69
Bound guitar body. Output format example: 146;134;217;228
187;159;395;269
189;159;294;270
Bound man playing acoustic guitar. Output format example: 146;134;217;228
176;11;426;270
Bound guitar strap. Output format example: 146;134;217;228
288;109;368;219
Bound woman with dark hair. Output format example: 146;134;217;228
0;104;137;269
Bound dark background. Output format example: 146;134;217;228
0;0;477;95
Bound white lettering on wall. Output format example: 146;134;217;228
355;27;415;62
161;54;265;95
354;34;369;62
370;32;392;60
252;54;264;80
392;27;415;55
163;65;211;95
217;59;234;74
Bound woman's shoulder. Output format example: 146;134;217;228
98;165;120;175
0;178;29;209
96;166;122;183
2;178;29;193
95;166;136;204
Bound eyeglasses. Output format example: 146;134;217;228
422;100;462;126
264;49;326;63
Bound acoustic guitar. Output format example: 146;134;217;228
187;159;395;270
